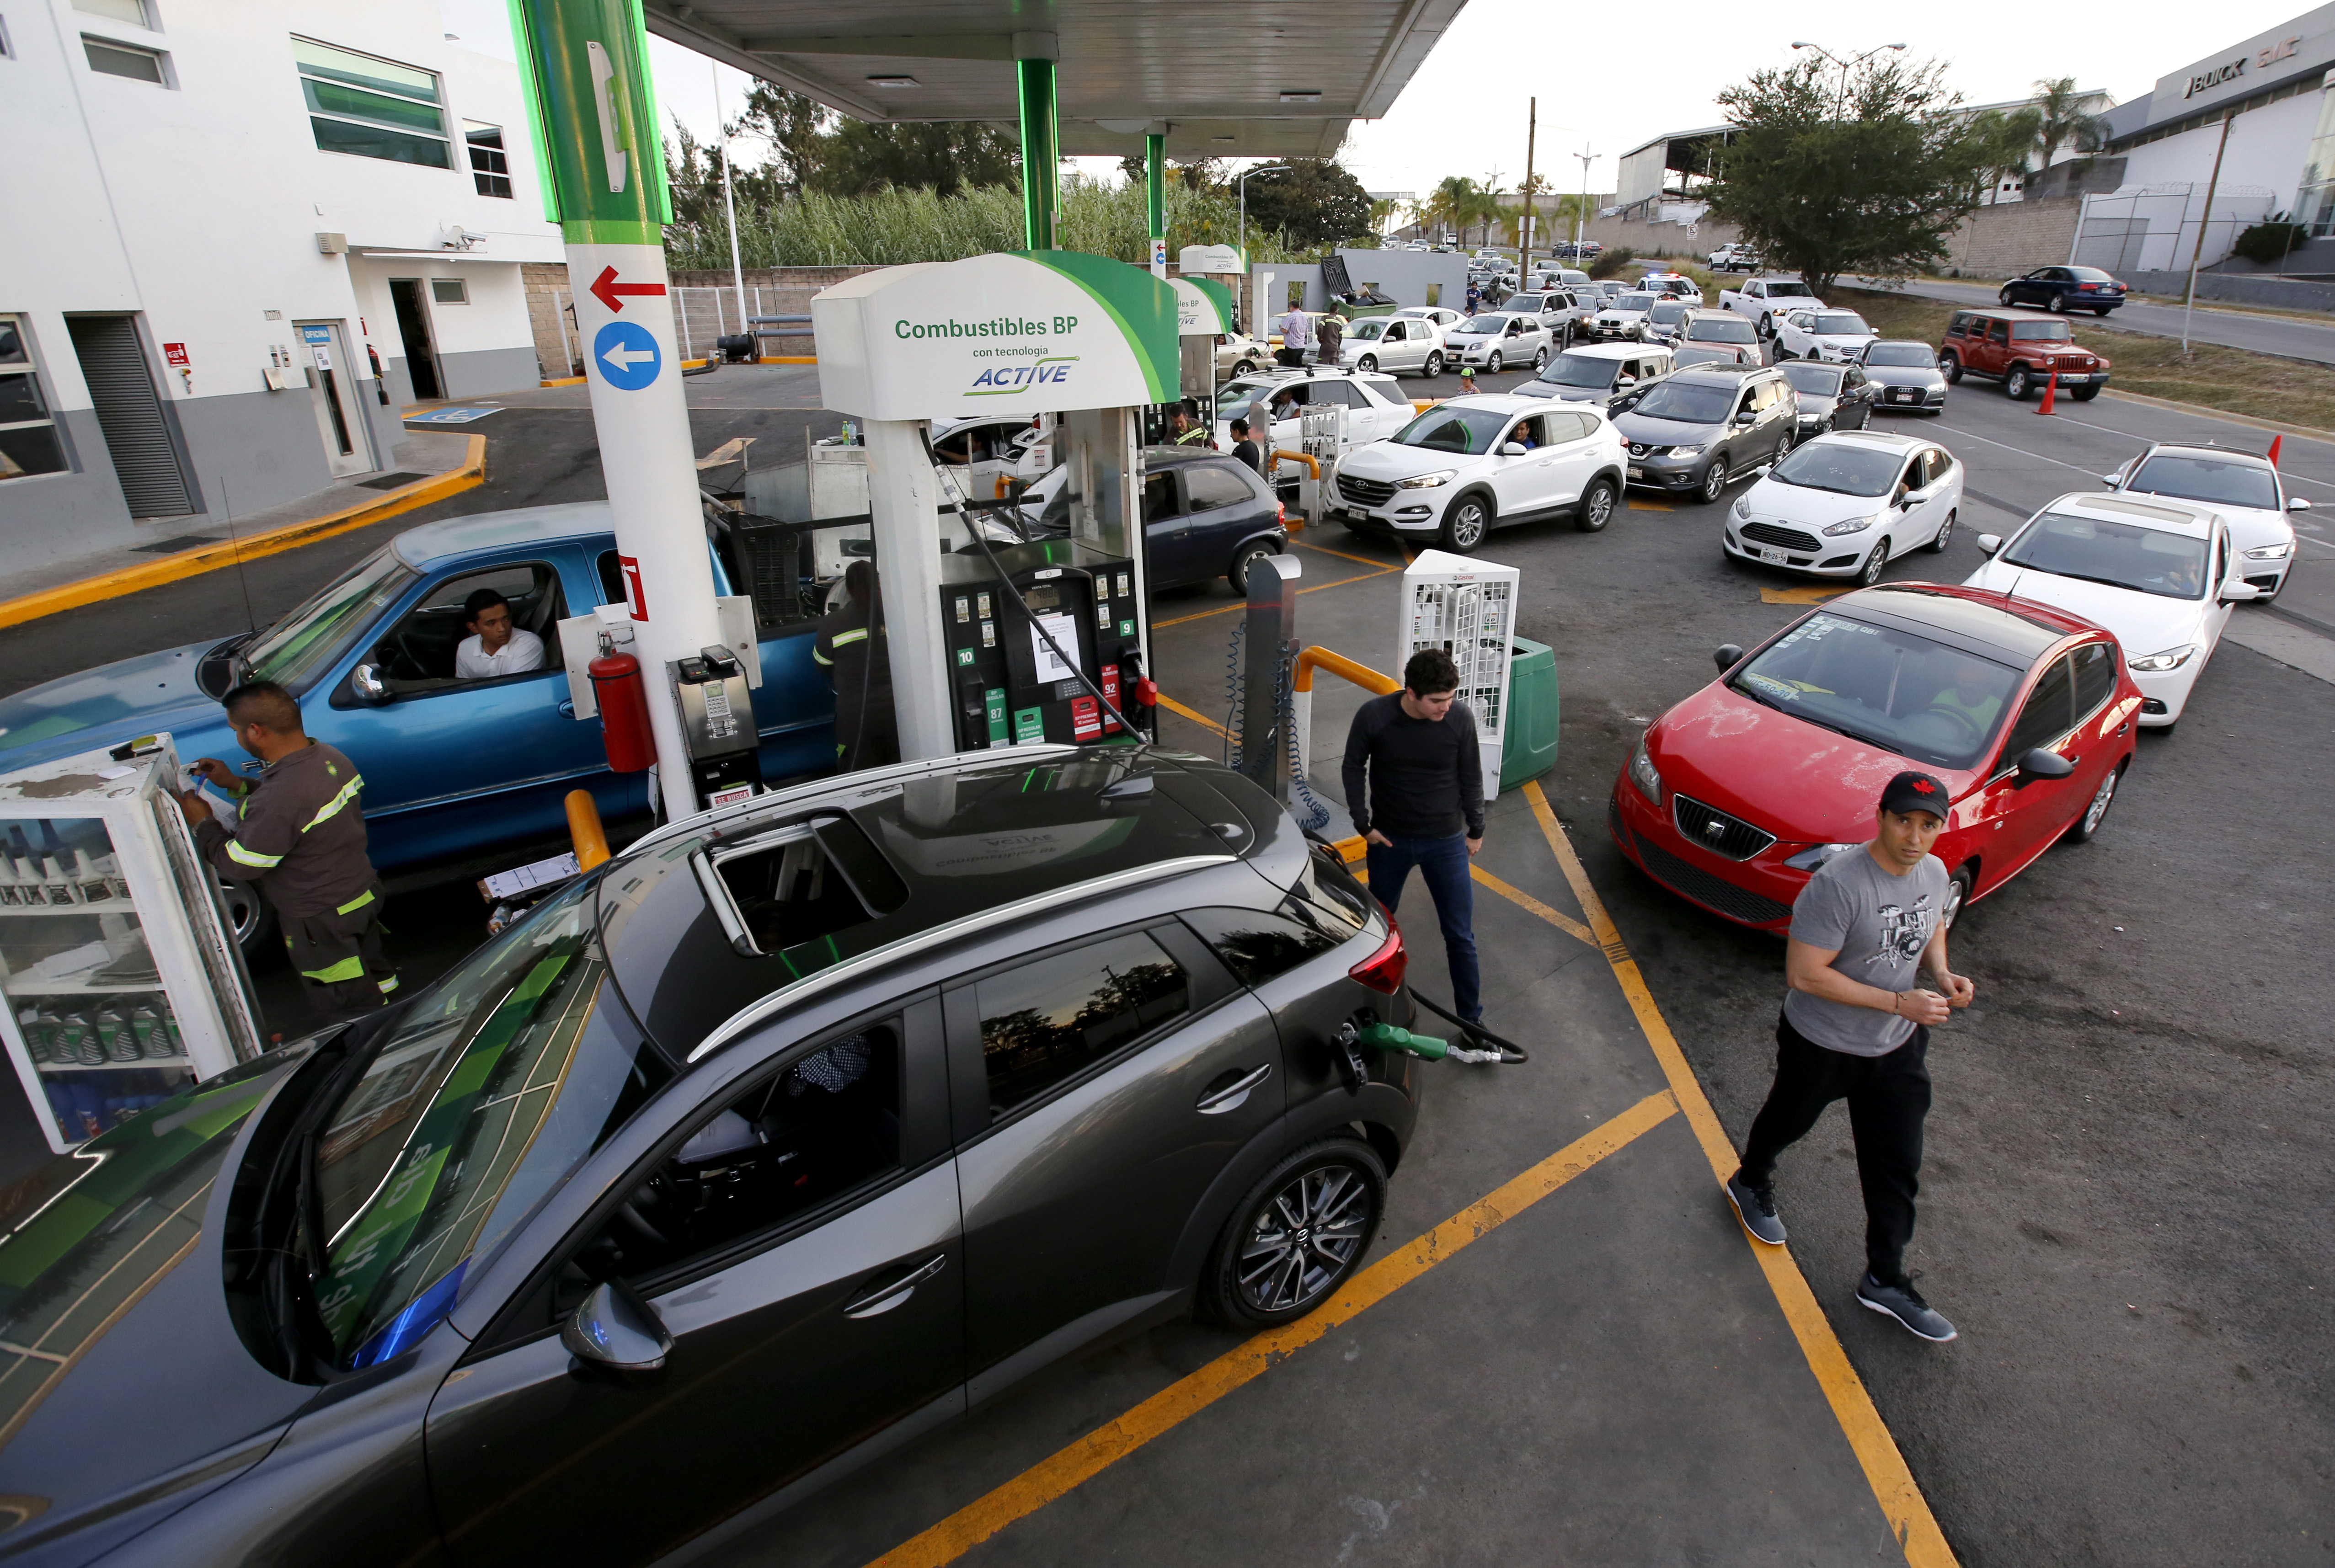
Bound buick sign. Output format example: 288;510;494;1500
2186;57;2246;97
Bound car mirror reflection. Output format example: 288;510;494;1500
350;663;392;705
562;1279;673;1381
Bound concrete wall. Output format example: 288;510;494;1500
1245;248;1469;334
175;384;350;517
2117;269;2335;310
438;346;542;400
1940;198;2084;277
1576;211;1741;260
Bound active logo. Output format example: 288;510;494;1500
968;358;1079;396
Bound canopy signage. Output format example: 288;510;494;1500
814;251;1179;420
1168;276;1235;336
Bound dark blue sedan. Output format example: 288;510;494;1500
1998;266;2129;315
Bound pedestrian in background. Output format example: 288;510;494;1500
1229;417;1262;474
1341;648;1485;1031
1725;771;1975;1343
1314;309;1344;369
1277;302;1311;368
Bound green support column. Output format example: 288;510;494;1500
1146;131;1167;276
1017;55;1059;250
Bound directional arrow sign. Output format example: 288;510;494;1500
590;263;667;313
592;321;661;391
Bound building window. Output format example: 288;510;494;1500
2301;88;2335;238
431;278;469;305
465;122;512;198
0;317;71;483
73;0;150;26
294;37;450;170
84;36;166;82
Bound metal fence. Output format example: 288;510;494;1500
536;284;807;377
2072;184;2276;274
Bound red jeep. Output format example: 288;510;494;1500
1937;308;2111;402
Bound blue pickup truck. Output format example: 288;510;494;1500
0;502;834;944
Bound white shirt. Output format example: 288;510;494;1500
1279;309;1312;351
455;626;545;680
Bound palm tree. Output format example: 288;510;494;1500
1427;175;1478;243
2031;78;2092;171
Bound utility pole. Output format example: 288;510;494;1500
2182;110;2235;357
1521;98;1538;274
1573;148;1594;251
713;64;746;341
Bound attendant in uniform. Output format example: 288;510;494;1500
175;682;396;1020
813;560;898;771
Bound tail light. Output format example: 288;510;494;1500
1349;919;1407;994
1276;501;1286;524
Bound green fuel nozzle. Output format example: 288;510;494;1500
1352;1020;1508;1066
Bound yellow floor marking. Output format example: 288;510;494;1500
1629;500;1675;512
1759;585;1849;605
1153;693;1230;739
1152;566;1400;629
1293;538;1403;570
1518;779;1958;1568
1471;865;1597;947
863;1092;1680;1568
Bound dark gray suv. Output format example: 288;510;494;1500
1614;364;1800;504
0;749;1419;1568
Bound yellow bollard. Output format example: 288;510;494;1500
566;789;610;870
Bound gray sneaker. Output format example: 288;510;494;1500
1858;1273;1957;1342
1726;1173;1786;1246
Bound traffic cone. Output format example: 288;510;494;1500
2036;372;2058;415
2268;435;2282;467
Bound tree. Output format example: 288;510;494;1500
1966;106;2042;204
728;82;1016;198
2030;77;2100;171
737;83;834;198
1704;54;1994;298
1240;159;1374;250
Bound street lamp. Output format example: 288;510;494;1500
1238;164;1288;329
1572;149;1595;252
1790;41;1905;116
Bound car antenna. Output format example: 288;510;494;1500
213;474;260;635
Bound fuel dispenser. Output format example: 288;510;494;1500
939;539;1145;751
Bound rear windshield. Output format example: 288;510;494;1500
2068;267;2117;282
2009;321;2073;341
2127;454;2279;511
1687;316;1757;344
1733;612;2020;770
1864;342;1935;367
2001;510;2209;600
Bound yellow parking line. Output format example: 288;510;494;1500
1153;693;1230;739
1517;780;1958;1568
1630;499;1674;512
1759;585;1848;605
1293;538;1403;570
1471;865;1596;947
1151;565;1401;629
862;1091;1681;1568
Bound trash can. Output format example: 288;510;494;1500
1501;636;1560;789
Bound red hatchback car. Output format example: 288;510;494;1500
1609;583;2143;933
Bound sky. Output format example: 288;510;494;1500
440;0;2313;204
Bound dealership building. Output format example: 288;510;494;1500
0;0;561;577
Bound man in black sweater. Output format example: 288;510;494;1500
1341;648;1486;1026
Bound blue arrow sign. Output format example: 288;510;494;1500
593;320;661;391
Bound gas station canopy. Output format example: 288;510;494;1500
640;0;1469;160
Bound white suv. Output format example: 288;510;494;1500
1442;312;1557;373
1326;394;1629;549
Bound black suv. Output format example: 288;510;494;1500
0;750;1419;1568
1613;364;1801;503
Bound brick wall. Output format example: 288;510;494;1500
1937;198;2080;280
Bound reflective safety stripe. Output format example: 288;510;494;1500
337;888;376;916
811;648;833;666
301;954;367;984
225;840;283;868
830;628;868;647
377;975;400;994
301;774;365;834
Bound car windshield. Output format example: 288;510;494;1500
2001;510;2210;600
1778;362;1845;396
1864;343;1935;367
1394;404;1509;453
1349;320;1385;340
2009;321;2073;341
1764;281;1814;298
306;875;669;1370
1768;442;1902;496
242;549;419;688
1613;294;1655;312
1688;316;1758;344
1733;612;2021;769
1630;380;1736;423
1539;354;1617;388
1648;302;1688;323
1811;313;1870;335
1459;315;1510;333
1215;378;1281;423
2127;454;2279;511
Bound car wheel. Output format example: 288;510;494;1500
2047;293;2066;313
1201;1136;1387;1328
1233;359;1256;377
1486;351;1503;373
1576;477;1618;533
1424;350;1445;377
1927;507;1956;553
1443;493;1492;550
2065;761;2124;843
1940;864;1976;933
1940;353;1962;385
1227;540;1280;597
1858;537;1890;587
220;878;279;964
1532;348;1549;371
2091;307;2111;317
1698;461;1729;504
2005;365;2032;400
1770;428;1792;466
1998;287;2016;306
1357;354;1379;373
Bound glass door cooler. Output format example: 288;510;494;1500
0;735;263;1152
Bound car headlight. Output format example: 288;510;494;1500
2127;644;2199;672
1783;842;1863;871
1397;469;1457;489
1732;497;1751;520
1822;513;1882;536
2242;543;2293;560
1666;443;1707;458
1627;735;1662;806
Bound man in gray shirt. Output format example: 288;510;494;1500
1724;770;1976;1342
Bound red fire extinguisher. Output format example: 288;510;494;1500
589;651;656;773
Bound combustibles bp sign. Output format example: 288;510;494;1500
813;252;1181;421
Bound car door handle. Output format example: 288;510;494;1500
1197;1062;1272;1115
843;1253;948;1319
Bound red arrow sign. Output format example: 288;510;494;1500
590;264;667;313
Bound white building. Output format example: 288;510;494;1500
0;0;562;576
1947;89;2118;204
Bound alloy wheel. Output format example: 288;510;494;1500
1234;1163;1375;1315
1928;508;1956;553
1234;359;1255;376
1445;497;1490;550
1999;288;2015;307
1576;479;1617;533
2083;768;2117;835
1424;350;1444;377
1699;461;1728;504
1859;538;1890;587
1486;351;1503;373
1940;867;1974;931
2006;367;2031;400
1532;348;1549;371
1358;355;1378;372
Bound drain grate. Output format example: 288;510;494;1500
356;471;427;490
128;534;222;554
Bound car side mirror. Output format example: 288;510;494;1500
1733;411;1755;426
2289;497;2311;512
1715;643;1744;672
562;1278;672;1381
2220;580;2261;602
350;663;391;704
1976;533;2003;555
2100;473;2122;486
1500;442;1529;457
2016;748;2075;784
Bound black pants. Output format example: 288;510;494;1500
1737;1011;1931;1285
283;896;399;1023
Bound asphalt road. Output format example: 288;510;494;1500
1870;275;2335;366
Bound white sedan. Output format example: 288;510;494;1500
1964;491;2257;727
2101;441;2305;599
1638;272;1704;305
1776;309;1879;363
1723;430;1965;586
1213;367;1416;457
1441;312;1557;373
1337;315;1448;377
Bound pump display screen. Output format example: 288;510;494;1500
1023;584;1062;611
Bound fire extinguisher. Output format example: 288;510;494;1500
589;650;656;773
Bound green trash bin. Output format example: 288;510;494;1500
1501;636;1560;789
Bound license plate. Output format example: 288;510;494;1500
1891;388;1910;400
1627;465;1644;480
1753;545;1789;565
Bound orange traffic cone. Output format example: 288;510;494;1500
2268;434;2283;467
2036;372;2058;415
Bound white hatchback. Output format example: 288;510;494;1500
1212;368;1416;457
1964;492;2258;727
1338;315;1448;377
2101;442;2305;599
1441;312;1556;373
1326;394;1629;549
1724;430;1966;586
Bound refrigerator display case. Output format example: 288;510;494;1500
0;734;263;1152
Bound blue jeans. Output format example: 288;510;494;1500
1364;831;1480;1024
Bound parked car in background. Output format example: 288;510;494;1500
1938;308;2110;401
1776;358;1879;435
1642;298;1691;345
1514;344;1677;410
1637;272;1703;305
1214;331;1273;378
1719;275;1824;336
1615;364;1800;504
1611;582;2142;934
1965;492;2258;727
1672;309;1763;368
1337;314;1448;377
1213;368;1416;457
2000;265;2130;315
1586;291;1658;341
1774;309;1877;363
1592;279;1631;307
1857;341;1949;414
1442;311;1558;372
1499;290;1593;341
2101;442;2304;597
1708;243;1758;270
1723;430;1964;586
1329;395;1628;548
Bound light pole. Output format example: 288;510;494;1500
1239;164;1288;327
1572;149;1594;252
712;64;746;341
1789;41;1905;116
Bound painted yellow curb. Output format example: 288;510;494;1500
0;434;487;633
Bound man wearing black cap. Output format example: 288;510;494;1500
1725;769;1975;1342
